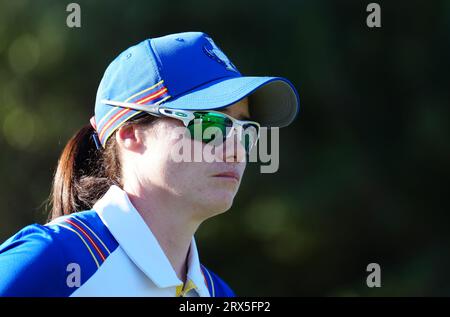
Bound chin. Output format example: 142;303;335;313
200;192;236;219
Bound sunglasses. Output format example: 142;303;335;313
101;99;261;153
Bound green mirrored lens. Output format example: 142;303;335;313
186;112;258;153
187;112;231;143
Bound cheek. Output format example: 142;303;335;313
141;135;205;188
164;160;209;192
140;125;242;203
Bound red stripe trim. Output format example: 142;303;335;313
65;219;106;261
135;86;167;103
134;88;168;105
98;88;168;141
98;108;131;141
70;217;109;255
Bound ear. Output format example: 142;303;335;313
115;124;144;152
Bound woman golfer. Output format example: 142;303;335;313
0;32;299;296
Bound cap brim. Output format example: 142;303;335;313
162;76;300;127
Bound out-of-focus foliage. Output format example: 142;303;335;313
0;0;449;296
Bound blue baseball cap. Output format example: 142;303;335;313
92;32;300;147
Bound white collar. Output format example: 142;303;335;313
93;185;209;296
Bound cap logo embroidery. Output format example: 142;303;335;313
203;37;238;73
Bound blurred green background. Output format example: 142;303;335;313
0;0;449;296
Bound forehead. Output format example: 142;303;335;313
219;98;250;120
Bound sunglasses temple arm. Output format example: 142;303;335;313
101;99;161;115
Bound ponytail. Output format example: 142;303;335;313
48;114;156;221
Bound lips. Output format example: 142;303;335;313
211;171;240;182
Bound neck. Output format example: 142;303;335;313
124;185;201;283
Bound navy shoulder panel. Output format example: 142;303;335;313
201;265;236;297
0;210;119;297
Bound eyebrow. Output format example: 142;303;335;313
236;114;251;121
222;110;251;121
234;113;251;121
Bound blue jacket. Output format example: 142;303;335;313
0;186;235;297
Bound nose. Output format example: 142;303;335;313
215;128;247;163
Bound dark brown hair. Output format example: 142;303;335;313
48;114;156;221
